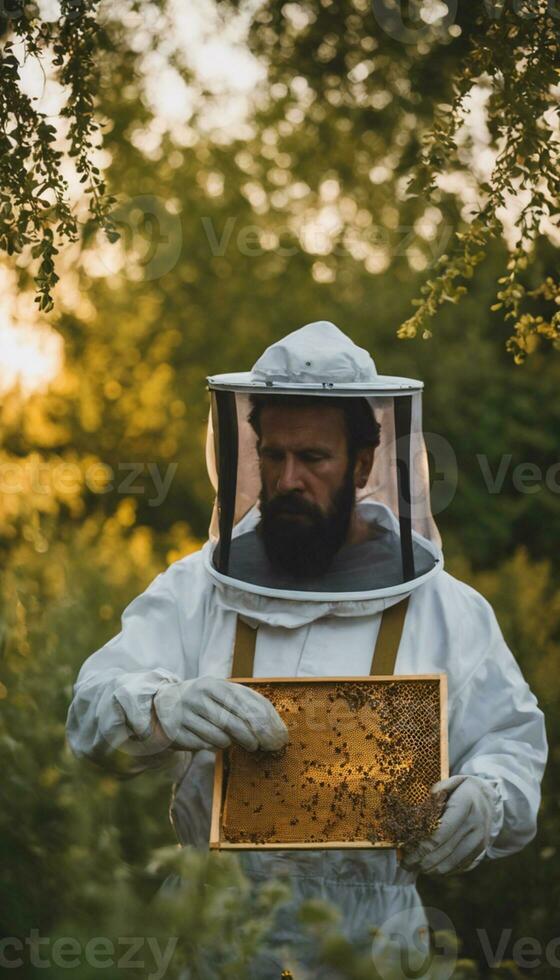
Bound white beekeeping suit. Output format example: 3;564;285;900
66;322;547;976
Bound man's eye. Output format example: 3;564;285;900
261;449;283;462
300;453;325;463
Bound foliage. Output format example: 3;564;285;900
0;0;116;312
400;1;560;361
0;513;189;937
1;0;560;359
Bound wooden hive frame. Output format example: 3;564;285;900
210;674;448;851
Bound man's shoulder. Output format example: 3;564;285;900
164;541;209;577
414;568;497;628
408;569;506;688
152;543;215;605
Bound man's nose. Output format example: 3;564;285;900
276;455;306;493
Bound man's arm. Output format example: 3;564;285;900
403;587;548;875
447;611;548;861
66;567;190;776
65;557;288;776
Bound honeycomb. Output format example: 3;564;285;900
220;678;446;848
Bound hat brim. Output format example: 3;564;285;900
207;372;423;396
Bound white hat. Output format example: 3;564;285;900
208;320;422;395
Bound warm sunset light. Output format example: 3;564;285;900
0;320;62;395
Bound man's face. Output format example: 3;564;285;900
256;403;372;578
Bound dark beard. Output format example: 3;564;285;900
257;466;356;580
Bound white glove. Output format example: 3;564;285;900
400;775;499;876
152;676;289;753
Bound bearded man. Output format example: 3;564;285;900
66;321;547;979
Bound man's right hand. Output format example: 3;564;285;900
152;677;289;753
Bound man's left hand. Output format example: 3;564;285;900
400;775;497;876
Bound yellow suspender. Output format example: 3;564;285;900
230;597;409;679
230;619;259;679
369;597;409;675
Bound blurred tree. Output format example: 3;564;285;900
1;0;559;358
231;0;560;360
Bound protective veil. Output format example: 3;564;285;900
205;320;441;602
66;322;547;978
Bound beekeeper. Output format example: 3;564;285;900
66;321;547;974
